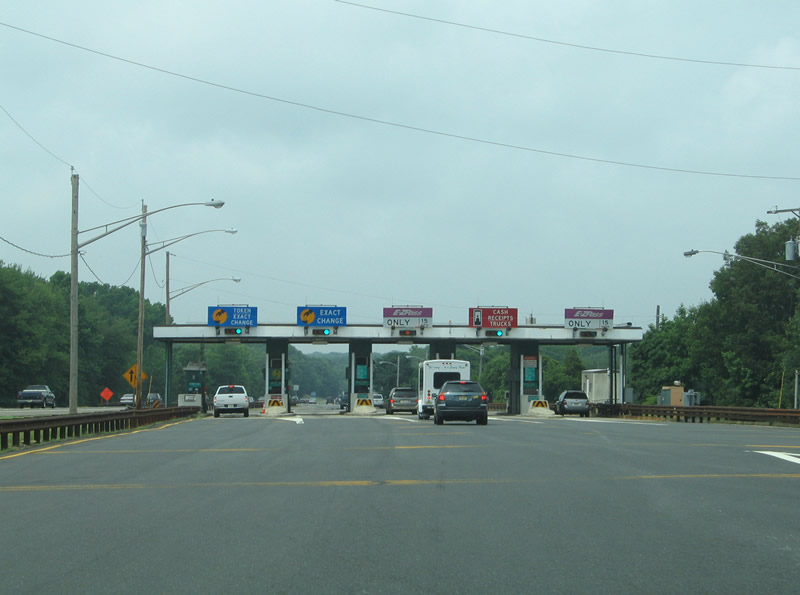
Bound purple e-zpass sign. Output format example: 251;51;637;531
564;308;613;329
383;307;433;328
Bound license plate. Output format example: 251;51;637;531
458;396;469;401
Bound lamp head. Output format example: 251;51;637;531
205;200;225;209
683;250;698;257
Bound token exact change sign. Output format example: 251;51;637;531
208;306;258;327
297;306;347;327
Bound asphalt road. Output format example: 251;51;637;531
2;413;800;594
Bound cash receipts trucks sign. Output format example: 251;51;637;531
297;306;347;326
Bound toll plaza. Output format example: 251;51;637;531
155;305;643;414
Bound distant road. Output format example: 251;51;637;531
2;415;800;593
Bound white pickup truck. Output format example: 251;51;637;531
213;384;249;417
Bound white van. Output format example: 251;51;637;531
417;359;470;419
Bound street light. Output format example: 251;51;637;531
69;171;224;413
164;232;238;324
166;272;241;323
378;357;401;388
683;249;800;280
135;223;233;408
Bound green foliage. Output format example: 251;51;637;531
630;219;800;407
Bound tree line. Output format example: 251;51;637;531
2;219;796;408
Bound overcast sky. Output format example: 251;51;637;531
2;1;799;333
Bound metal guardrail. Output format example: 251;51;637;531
0;407;201;452
591;403;800;425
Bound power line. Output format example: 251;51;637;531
0;102;73;167
335;0;800;71
0;234;70;258
1;21;798;181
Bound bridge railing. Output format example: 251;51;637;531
0;407;201;452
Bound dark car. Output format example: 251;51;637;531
17;385;56;408
434;380;488;425
386;387;417;415
555;390;590;417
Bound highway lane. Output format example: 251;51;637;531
2;414;800;593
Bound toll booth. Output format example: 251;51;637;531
509;343;540;414
180;362;207;410
348;340;372;410
267;339;290;412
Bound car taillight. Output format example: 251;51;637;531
438;393;445;401
481;394;488;401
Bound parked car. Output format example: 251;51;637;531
434;380;488;425
213;384;249;417
372;393;383;408
120;393;135;407
386;387;417;415
555;390;590;417
17;385;56;408
146;393;162;407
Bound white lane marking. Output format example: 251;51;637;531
381;416;423;423
753;451;800;465
491;417;543;424
276;416;304;424
565;418;667;425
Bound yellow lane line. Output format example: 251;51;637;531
2;474;799;493
0;478;519;492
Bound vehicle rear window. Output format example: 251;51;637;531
564;391;588;400
442;382;484;394
433;372;462;388
219;385;245;394
393;390;416;397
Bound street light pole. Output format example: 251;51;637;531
134;224;233;408
69;172;79;414
684;249;800;280
68;188;225;414
135;203;148;408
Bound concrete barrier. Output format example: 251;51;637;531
524;400;556;417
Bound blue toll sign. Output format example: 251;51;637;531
297;306;347;327
208;306;258;327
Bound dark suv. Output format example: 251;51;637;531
386;387;417;415
434;380;488;425
17;385;56;408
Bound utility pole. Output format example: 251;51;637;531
135;203;147;408
69;171;79;414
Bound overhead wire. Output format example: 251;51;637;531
1;21;798;181
335;0;800;71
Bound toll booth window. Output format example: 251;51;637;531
433;372;461;389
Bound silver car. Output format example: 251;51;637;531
555;390;590;417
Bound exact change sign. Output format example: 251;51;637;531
208;306;258;327
297;306;347;327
